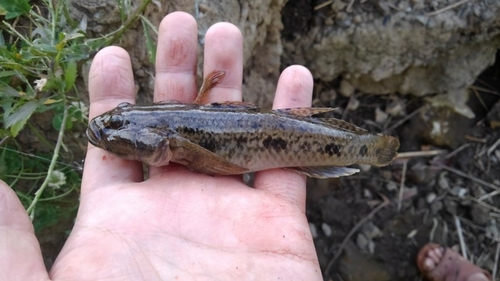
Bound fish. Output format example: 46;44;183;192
86;70;400;178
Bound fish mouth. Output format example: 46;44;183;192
86;121;101;147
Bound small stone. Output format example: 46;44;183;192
346;97;360;111
353;15;362;24
485;223;499;240
321;222;333;237
407;229;418;239
336;11;348;21
309;222;318;239
450;186;468;198
359;164;371;172
386;181;398;191
362;221;383;238
338;18;352;28
339;80;355;97
363;189;373;199
470;203;489;225
426;193;437;203
430;0;438;8
438;172;450;189
414;15;428;25
375;107;389;123
356;233;369;249
444;198;458;216
495;150;500;162
386;101;404;116
376;1;391;15
430;201;443;214
331;0;347;12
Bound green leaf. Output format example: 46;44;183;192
64;60;77;92
52;112;72;130
4;100;42;137
0;0;31;19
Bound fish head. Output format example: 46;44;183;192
86;102;173;165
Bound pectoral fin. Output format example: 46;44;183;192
288;166;360;178
168;134;249;176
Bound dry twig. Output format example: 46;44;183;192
426;0;471;16
314;0;332;10
454;216;468;260
434;164;500;192
398;160;408;212
396;150;447;159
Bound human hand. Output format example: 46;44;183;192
0;12;322;280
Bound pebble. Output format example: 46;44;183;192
426;192;437;203
339;79;355;97
321;223;333;237
363;188;373;199
309;222;318;239
430;201;443;214
444;198;458;216
362;221;383;238
375;107;389;123
450;186;468;198
471;203;489;225
347;97;360;111
438;172;450;189
485;223;499;240
331;0;347;12
353;14;363;24
386;181;398;191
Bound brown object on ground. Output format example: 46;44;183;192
417;243;492;281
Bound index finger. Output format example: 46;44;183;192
82;47;143;193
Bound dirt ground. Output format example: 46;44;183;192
305;54;500;280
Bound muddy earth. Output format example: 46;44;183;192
15;0;500;279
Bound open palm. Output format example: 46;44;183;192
0;12;322;280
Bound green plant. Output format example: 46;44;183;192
0;0;153;230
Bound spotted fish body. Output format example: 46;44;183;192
87;101;400;178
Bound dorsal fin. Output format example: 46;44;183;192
319;118;369;134
199;101;259;110
274;107;336;117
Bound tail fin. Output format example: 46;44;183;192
376;135;400;166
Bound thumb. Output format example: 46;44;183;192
0;181;49;280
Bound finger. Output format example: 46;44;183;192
254;66;313;211
83;47;143;193
0;181;48;279
154;12;198;103
150;12;199;178
202;22;243;102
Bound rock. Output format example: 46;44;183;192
430;200;443;214
321;222;333;237
362;221;383;238
309;222;318;239
339;79;355;97
282;0;500;117
470;203;489;225
426;192;437;204
444;198;458;216
375;107;389;123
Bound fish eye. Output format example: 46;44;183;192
106;115;125;129
117;102;131;108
